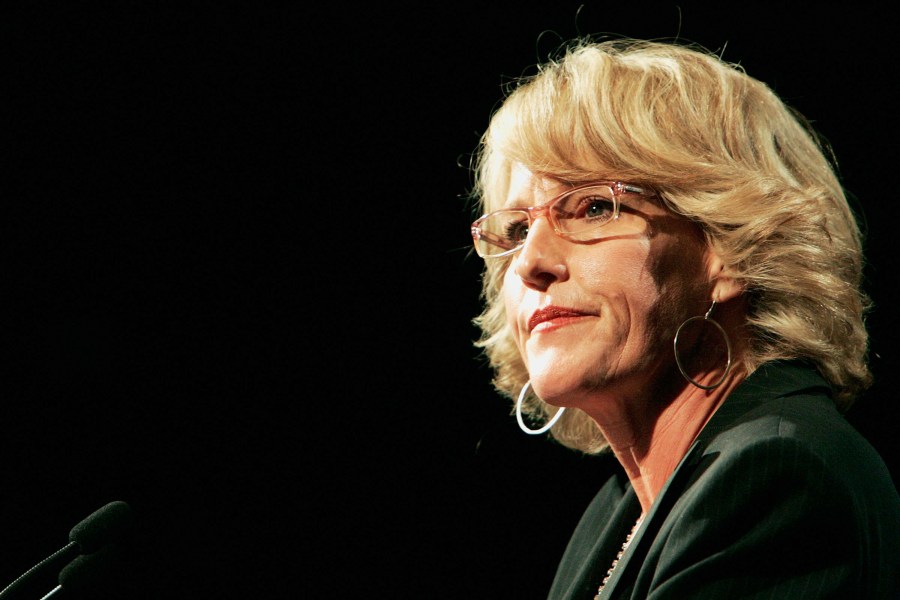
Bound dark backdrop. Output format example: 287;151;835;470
4;3;898;598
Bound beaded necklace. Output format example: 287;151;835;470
594;514;645;598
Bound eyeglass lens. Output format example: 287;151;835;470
474;185;625;257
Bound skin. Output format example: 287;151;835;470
502;163;747;513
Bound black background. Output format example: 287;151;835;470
4;3;898;598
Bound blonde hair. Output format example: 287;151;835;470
470;38;872;454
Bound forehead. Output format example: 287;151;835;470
502;163;666;216
503;164;570;208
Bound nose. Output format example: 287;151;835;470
513;215;568;290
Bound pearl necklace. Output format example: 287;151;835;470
594;514;645;599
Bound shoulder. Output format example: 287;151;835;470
641;400;900;598
662;360;900;554
696;360;893;493
646;376;900;596
685;379;899;528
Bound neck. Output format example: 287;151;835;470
589;364;747;514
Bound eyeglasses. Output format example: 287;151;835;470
470;182;655;258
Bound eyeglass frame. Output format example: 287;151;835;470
470;181;656;259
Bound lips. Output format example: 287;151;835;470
528;306;590;332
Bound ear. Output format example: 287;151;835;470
706;251;743;303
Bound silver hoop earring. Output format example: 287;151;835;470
673;300;733;390
515;381;566;435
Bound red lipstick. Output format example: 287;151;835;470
528;306;590;332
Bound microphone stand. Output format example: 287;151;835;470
0;542;78;599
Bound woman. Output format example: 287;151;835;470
467;38;900;599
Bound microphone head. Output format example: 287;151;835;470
58;544;120;592
68;500;134;554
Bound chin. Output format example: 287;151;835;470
527;375;585;408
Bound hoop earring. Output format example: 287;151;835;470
515;381;566;435
673;300;733;390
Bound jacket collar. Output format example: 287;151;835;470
694;359;832;443
600;360;832;597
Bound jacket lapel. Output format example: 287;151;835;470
600;361;831;598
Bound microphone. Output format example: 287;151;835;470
68;501;133;554
39;545;121;600
0;501;133;599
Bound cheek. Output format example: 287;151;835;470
502;265;517;310
578;240;658;304
577;241;676;347
649;232;711;307
502;267;524;344
639;235;711;338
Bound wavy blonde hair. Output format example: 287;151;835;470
470;38;872;454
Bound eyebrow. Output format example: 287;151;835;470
500;183;575;210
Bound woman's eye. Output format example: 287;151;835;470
581;199;615;220
504;220;529;243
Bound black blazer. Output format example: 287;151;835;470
548;361;900;599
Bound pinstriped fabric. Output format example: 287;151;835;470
637;437;854;598
548;473;642;600
547;362;900;599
